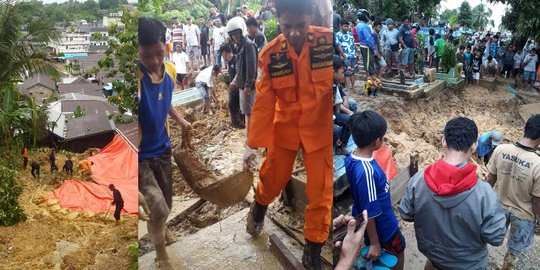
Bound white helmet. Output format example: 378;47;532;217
225;16;247;37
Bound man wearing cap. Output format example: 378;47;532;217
109;184;124;225
183;16;201;71
477;130;502;164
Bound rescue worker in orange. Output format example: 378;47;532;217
79;159;94;176
21;145;28;170
243;0;333;268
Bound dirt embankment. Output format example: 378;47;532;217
339;85;540;269
0;150;137;269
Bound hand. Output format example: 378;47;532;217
243;147;259;169
138;192;150;221
229;82;237;91
244;87;251;97
334;211;368;270
181;123;195;150
366;243;381;261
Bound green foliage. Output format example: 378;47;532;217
74;105;85;118
264;18;278;42
0;1;60;87
457;2;472;27
99;0;128;10
99;8;138;117
334;0;435;22
440;41;457;73
490;0;540;41
128;241;138;270
471;4;494;31
439;9;458;24
415;33;427;72
449;15;457;27
0;166;27;227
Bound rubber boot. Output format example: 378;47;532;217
302;240;324;270
115;219;122;225
246;201;267;237
501;252;517;270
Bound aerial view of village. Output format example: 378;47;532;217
0;0;138;268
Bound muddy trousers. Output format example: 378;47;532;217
228;88;245;128
255;145;333;243
31;166;40;178
139;149;173;261
23;157;28;169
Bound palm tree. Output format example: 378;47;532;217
0;1;61;88
0;1;60;148
471;4;495;31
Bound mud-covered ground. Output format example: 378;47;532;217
336;83;540;269
0;149;137;269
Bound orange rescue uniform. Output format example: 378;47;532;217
22;148;27;158
79;160;93;172
248;26;334;243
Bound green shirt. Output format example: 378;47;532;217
435;39;445;58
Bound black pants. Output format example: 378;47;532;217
228;88;245;128
114;203;123;220
23;157;28;169
501;64;513;78
50;161;58;172
31;166;40;179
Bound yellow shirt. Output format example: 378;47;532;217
487;143;540;220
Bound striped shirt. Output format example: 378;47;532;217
345;152;399;243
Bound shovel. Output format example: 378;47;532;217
103;203;112;223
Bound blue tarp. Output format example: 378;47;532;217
58;53;89;60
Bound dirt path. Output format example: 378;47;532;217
0;150;137;269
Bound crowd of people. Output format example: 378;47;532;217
165;5;271;92
332;9;540;94
335;111;540;270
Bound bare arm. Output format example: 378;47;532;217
168;106;190;128
339;104;353;115
533;196;540;220
487;172;497;187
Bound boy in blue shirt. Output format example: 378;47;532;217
138;17;193;270
345;110;405;270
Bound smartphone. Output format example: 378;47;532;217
332;213;366;244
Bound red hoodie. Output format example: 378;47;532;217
424;160;478;196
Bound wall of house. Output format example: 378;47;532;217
59;131;115;153
23;86;54;105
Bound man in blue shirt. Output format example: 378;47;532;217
356;10;377;76
138;17;193;270
336;19;357;91
477;130;502;164
345;110;405;270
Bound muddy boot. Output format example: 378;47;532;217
501;252;518;270
302;240;324;270
115;219;122;225
246;201;267;237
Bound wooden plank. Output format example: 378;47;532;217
269;234;306;270
390;166;411;206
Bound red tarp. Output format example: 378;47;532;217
48;134;138;215
373;146;398;181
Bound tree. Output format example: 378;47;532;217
0;166;27;226
490;0;540;41
439;9;458;24
74;105;85;118
98;8;138;117
457;2;472;27
98;0;128;10
0;1;60;87
471;4;494;31
440;41;457;73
